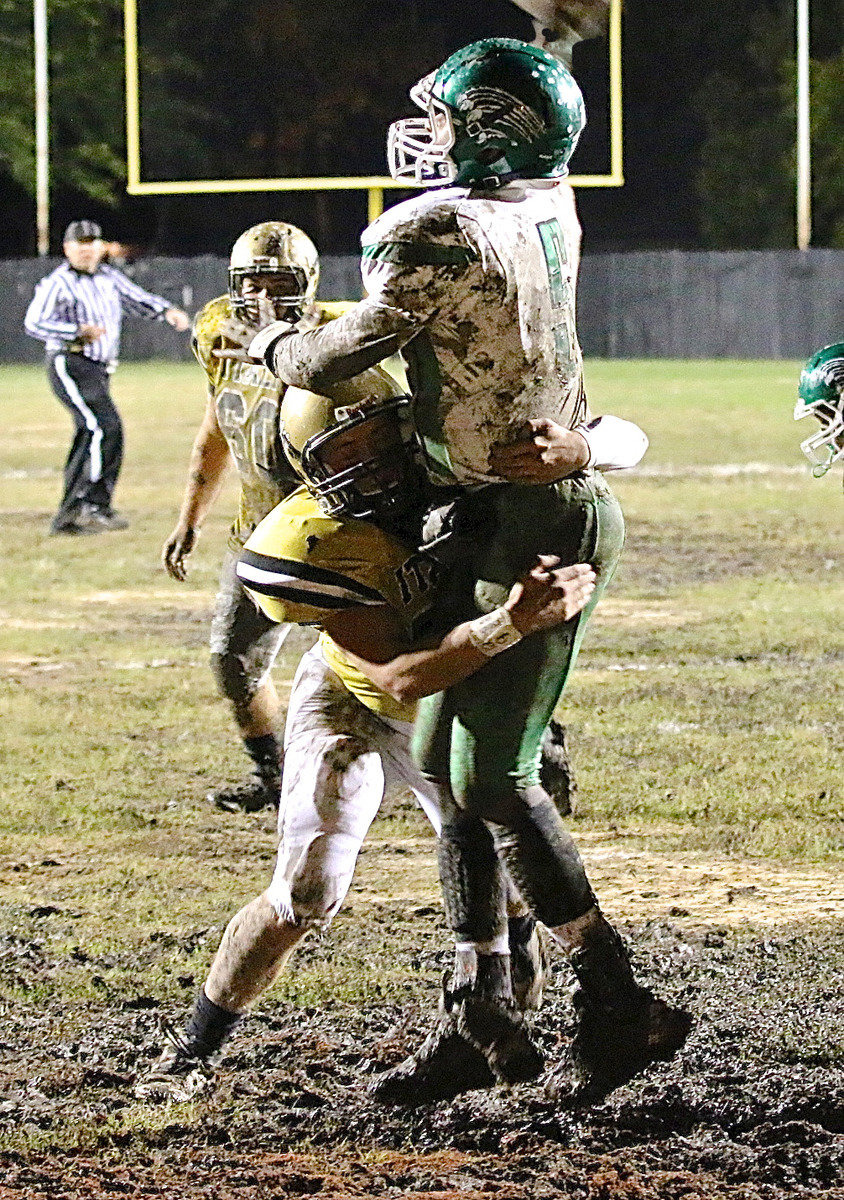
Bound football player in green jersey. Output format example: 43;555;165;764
136;367;597;1104
162;222;348;813
794;343;844;478
237;39;690;1099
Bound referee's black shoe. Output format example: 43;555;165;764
49;508;102;536
79;503;130;531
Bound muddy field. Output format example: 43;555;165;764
1;362;841;1197
1;857;842;1200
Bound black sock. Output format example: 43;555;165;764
244;733;281;780
508;915;536;948
475;952;513;1003
182;988;243;1060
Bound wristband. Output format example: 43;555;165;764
248;321;296;370
466;606;522;656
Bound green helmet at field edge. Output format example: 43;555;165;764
794;343;844;477
280;368;419;521
228;222;319;323
387;37;585;188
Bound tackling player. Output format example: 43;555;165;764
162;222;346;813
238;39;690;1099
136;368;597;1103
794;343;844;478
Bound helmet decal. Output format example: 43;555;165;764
459;87;547;145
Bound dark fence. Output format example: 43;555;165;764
2;249;840;365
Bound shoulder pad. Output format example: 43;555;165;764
239;491;388;615
362;192;477;269
191;295;231;370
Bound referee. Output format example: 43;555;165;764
24;219;191;535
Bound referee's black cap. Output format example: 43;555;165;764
63;219;102;243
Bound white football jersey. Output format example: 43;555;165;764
360;180;587;483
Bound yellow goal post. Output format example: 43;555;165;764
124;0;623;221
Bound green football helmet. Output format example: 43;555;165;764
794;343;844;476
387;38;585;188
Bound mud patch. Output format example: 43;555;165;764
1;918;842;1199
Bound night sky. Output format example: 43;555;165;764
4;0;838;256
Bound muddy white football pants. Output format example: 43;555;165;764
265;644;445;928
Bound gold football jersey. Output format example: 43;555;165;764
237;488;438;721
192;297;349;546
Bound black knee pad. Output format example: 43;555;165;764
438;811;507;945
489;787;596;927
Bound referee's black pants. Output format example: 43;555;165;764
47;352;124;522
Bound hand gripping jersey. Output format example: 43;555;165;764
268;181;587;486
236;488;438;722
192;297;348;546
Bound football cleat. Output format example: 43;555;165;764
134;1026;217;1103
370;981;542;1106
207;771;280;813
369;1011;496;1106
547;986;692;1103
457;990;544;1084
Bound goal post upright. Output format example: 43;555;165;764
122;0;624;222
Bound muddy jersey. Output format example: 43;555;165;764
236;488;438;721
268;181;587;485
192;297;346;547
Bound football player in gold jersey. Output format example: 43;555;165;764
162;222;347;812
136;367;597;1104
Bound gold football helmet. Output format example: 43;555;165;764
228;222;319;322
280;368;419;520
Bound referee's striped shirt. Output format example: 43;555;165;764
24;261;172;364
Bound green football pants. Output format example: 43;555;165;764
413;471;625;926
415;470;624;802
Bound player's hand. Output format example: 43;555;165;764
218;314;256;349
489;418;590;483
162;524;199;581
505;556;596;633
165;308;191;332
77;323;106;342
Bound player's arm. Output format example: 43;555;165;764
24;276;80;342
162;388;232;580
237;224;478;388
240;299;420;390
321;556;595;706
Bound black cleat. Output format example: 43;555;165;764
134;1026;217;1103
370;984;542;1107
369;1011;496;1106
548;986;692;1103
457;991;544;1084
207;772;279;813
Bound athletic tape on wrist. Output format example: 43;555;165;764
466;606;522;656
